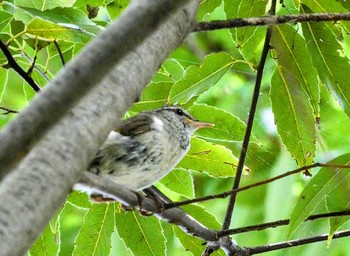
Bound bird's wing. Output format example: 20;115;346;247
115;113;153;137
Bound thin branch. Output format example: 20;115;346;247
221;0;277;231
0;106;18;115
26;39;39;77
164;163;350;209
194;12;350;32
53;40;66;66
0;40;41;93
218;210;350;237
0;2;199;255
247;229;350;254
79;172;220;241
0;0;191;181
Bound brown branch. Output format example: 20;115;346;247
0;106;18;115
53;40;66;66
164;163;350;209
0;40;41;93
194;12;350;32
221;0;277;231
79;172;220;241
247;229;350;255
218;210;350;237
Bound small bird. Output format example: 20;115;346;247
74;106;213;201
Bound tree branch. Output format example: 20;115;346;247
0;106;18;115
80;173;220;241
0;0;189;180
221;0;277;231
219;210;350;236
247;229;350;254
165;163;350;209
194;12;350;32
53;40;66;66
0;1;198;255
0;40;41;92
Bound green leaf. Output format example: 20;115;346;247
14;0;75;11
73;203;115;256
29;220;60;256
270;66;316;167
131;82;173;112
152;59;185;83
301;5;350;117
197;0;222;21
173;205;224;255
270;24;320;116
66;191;92;209
168;52;235;105
300;0;347;13
26;17;93;43
182;204;221;229
106;0;130;21
0;11;13;33
224;0;267;64
189;103;252;142
178;137;245;177
160;168;194;198
115;211;166;256
326;156;350;241
288;154;350;238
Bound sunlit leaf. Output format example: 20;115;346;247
26;17;94;43
29;219;60;256
168;52;235;105
14;0;75;11
178;137;247;177
0;11;13;32
224;0;267;64
174;204;224;256
73;204;115;256
270;24;320;116
189;103;256;142
197;0;222;21
270;24;317;167
115;211;166;256
160;168;194;198
288;154;350;238
301;5;350;117
326;155;350;242
106;0;130;20
270;66;315;167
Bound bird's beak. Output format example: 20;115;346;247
187;119;214;129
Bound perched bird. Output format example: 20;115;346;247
74;106;213;200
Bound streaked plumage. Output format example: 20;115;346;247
74;106;213;198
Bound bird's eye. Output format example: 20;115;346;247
175;108;184;116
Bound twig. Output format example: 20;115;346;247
0;106;18;115
218;210;350;236
79;172;220;242
26;39;39;77
0;40;41;93
221;0;277;231
164;163;350;209
194;12;350;32
247;229;350;254
53;40;66;66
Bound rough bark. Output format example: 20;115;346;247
0;0;188;179
0;1;198;255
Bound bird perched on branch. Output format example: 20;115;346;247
74;106;213;201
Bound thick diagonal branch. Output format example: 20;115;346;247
0;0;188;179
0;1;198;255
